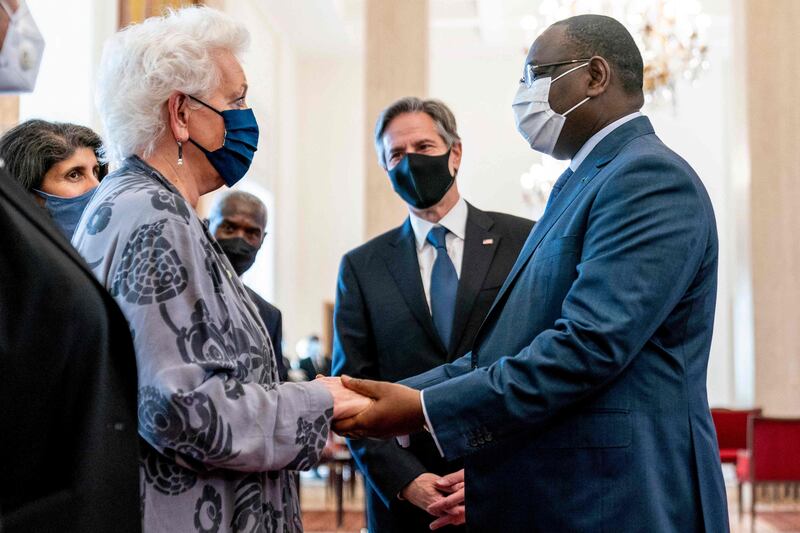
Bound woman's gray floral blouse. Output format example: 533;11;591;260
72;156;333;532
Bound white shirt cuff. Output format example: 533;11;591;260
420;389;446;458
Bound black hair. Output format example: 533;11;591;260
374;97;460;168
554;14;644;95
0;119;107;191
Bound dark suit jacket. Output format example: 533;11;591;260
245;286;288;382
0;173;140;532
403;117;729;532
332;202;533;532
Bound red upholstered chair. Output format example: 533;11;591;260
736;416;800;521
710;408;762;464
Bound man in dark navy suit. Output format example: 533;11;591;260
209;191;289;381
332;97;533;532
334;15;729;533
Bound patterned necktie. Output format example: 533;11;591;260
544;167;575;212
427;226;458;350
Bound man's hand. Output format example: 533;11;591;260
314;376;373;420
332;375;425;439
428;469;465;529
400;473;446;513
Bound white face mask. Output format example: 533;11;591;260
0;0;44;93
512;62;590;157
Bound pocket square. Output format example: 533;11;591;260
483;239;494;245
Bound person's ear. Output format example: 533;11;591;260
167;91;191;143
586;56;611;97
449;141;463;177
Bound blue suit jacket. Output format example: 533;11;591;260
403;117;729;532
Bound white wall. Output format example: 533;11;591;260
224;2;365;359
289;55;364;353
20;0;117;129
429;48;533;219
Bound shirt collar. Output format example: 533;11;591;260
409;196;467;251
569;111;642;172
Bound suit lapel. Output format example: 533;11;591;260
449;204;498;360
483;116;656;325
492;163;601;302
382;219;448;354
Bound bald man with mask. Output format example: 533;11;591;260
208;190;289;381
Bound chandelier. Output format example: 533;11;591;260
520;0;711;105
520;156;570;219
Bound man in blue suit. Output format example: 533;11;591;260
334;14;729;532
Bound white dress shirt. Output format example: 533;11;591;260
408;196;467;311
416;113;645;459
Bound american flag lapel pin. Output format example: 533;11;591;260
483;238;494;245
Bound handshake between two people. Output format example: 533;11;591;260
314;375;426;438
315;376;466;529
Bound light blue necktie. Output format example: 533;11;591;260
427;226;458;350
545;167;574;211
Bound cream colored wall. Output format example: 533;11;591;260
745;0;800;416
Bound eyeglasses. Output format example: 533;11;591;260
520;58;592;88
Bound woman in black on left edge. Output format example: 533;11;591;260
0;3;140;532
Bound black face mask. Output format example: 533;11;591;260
217;237;259;276
388;150;455;209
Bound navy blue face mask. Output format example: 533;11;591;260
34;186;97;241
188;95;259;187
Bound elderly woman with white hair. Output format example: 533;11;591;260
73;7;368;532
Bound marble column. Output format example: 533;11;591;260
364;0;428;238
745;0;800;415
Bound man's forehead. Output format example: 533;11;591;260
527;25;568;65
222;203;265;226
383;112;441;148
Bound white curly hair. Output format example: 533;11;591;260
95;6;250;162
